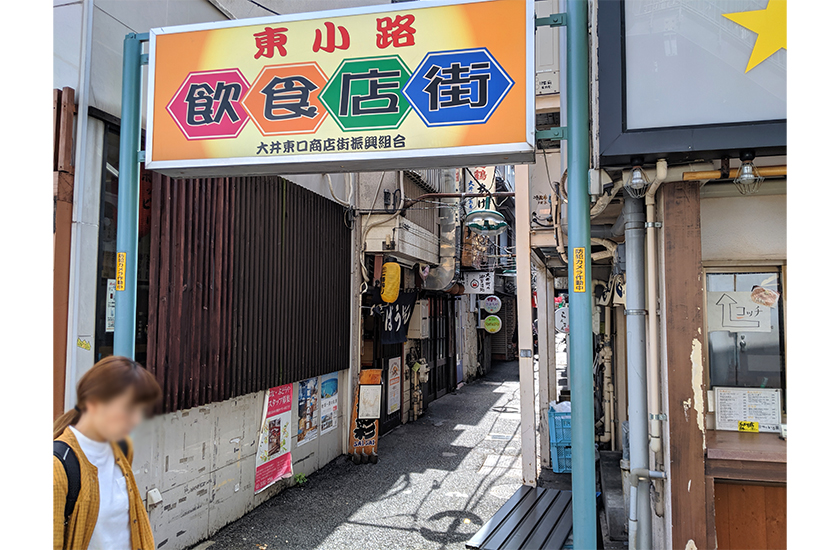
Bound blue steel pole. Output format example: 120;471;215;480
567;1;597;548
114;33;144;359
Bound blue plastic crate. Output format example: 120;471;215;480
548;409;572;445
550;443;573;474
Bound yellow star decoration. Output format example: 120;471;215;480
723;0;786;72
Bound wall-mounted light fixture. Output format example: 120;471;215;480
624;157;651;199
733;150;764;195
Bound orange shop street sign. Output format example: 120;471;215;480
145;0;535;176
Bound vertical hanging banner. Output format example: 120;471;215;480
297;377;319;446
387;357;401;415
320;372;339;435
145;0;534;176
255;384;294;493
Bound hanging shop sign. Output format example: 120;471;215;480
483;314;502;334
464;271;494;294
372;288;418;345
483;295;502;314
255;384;294;493
145;0;535;177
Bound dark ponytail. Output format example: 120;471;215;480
53;356;161;439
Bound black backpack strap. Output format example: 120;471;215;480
53;441;81;523
117;439;129;461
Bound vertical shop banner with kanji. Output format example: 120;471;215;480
320;372;339;435
255;384;293;493
146;0;534;176
387;357;401;415
297;377;319;446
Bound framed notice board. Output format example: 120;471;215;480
714;387;782;433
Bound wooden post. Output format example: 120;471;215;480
660;181;708;548
54;87;75;419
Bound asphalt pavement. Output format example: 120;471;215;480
196;360;528;550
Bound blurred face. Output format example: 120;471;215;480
85;390;147;441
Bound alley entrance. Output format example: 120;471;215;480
199;360;526;550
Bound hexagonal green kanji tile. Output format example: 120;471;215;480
321;56;412;132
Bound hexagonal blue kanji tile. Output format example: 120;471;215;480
403;48;514;127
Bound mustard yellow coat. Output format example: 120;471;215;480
53;428;155;550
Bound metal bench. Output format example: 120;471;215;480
466;485;574;549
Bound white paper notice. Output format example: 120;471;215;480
359;385;381;419
707;291;772;333
714;387;782;433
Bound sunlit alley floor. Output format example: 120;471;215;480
196;360;533;550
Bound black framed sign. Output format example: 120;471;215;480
597;0;786;167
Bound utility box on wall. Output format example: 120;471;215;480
407;299;430;339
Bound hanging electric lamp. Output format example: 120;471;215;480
732;150;764;195
624;158;651;199
464;197;508;237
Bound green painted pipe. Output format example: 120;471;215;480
566;1;597;547
114;33;144;359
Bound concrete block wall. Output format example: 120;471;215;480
132;370;348;550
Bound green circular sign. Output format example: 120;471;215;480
484;315;502;334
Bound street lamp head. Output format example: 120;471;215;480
465;209;508;237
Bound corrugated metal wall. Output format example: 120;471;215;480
147;174;351;412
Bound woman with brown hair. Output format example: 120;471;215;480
53;356;161;550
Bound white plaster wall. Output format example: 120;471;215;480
132;370;347;550
88;1;227;120
700;194;786;262
54;1;83;91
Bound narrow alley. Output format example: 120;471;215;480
202;361;529;550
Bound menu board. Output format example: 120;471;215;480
714;387;782;433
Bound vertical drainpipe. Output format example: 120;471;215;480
567;1;597;547
113;34;144;358
624;196;651;550
424;168;459;291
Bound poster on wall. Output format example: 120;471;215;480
320;372;339;435
297;377;319;446
255;384;293;493
387;357;401;415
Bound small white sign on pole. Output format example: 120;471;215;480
464;272;494;294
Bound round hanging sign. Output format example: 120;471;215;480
483;295;502;314
484;315;502;334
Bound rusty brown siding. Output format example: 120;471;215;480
147;175;351;412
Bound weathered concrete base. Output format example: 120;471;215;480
132;371;347;550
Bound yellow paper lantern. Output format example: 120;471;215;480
380;262;401;303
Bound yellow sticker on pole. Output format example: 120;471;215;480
116;252;126;291
738;420;759;433
573;247;585;293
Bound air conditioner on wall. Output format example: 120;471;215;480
364;216;440;266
